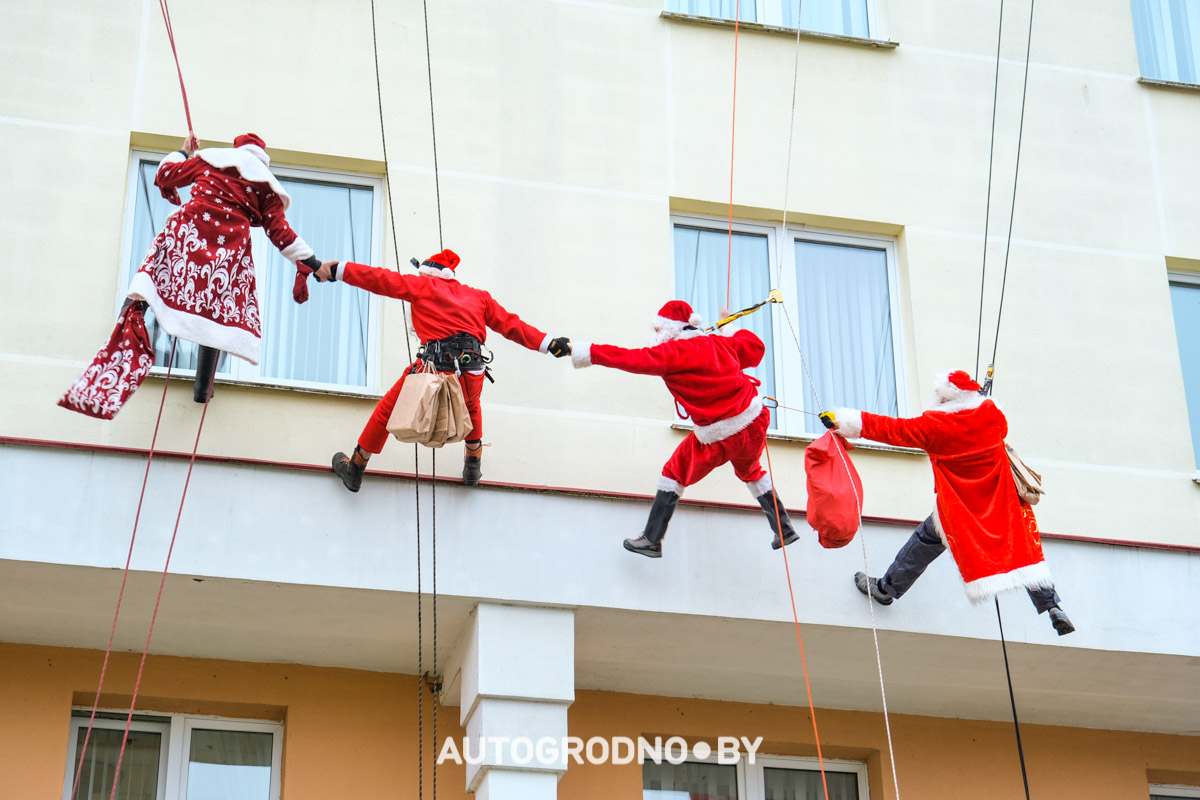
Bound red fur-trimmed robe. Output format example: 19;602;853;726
837;395;1051;602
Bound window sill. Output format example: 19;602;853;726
670;422;923;455
1137;76;1200;94
147;367;383;400
660;11;898;49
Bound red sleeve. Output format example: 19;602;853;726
730;329;765;368
860;411;945;450
154;155;206;205
589;340;688;377
483;294;549;352
259;191;316;261
341;262;421;302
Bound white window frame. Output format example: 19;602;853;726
63;709;284;800
642;746;869;799
665;0;879;39
1151;786;1200;799
117;149;384;396
670;213;908;438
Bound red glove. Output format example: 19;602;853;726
293;263;314;304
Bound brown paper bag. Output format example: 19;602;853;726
1005;444;1044;505
386;365;443;444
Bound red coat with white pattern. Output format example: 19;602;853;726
125;149;313;365
340;262;550;352
856;398;1049;602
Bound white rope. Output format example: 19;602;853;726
775;1;806;289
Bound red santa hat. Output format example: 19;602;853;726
417;249;461;279
929;369;986;411
651;300;705;344
233;132;270;166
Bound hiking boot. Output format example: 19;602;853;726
757;489;799;550
332;451;365;493
623;536;663;558
1048;606;1075;636
854;571;894;605
463;455;482;486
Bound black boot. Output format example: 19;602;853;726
854;571;894;605
758;490;799;550
193;345;220;403
462;455;482;486
332;451;365;493
1048;606;1075;636
623;490;679;558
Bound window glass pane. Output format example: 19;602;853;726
764;766;859;800
1170;282;1200;467
643;760;739;799
666;0;756;22
674;225;776;402
1131;0;1200;83
72;726;162;800
793;239;897;434
258;178;372;387
186;729;273;800
782;0;870;37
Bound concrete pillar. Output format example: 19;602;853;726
441;603;574;799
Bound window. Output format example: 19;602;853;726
63;711;282;800
1132;0;1200;84
1151;786;1200;799
119;150;382;393
1169;275;1200;468
665;0;874;38
642;748;868;799
672;216;905;437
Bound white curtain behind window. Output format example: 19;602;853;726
72;726;162;800
1132;0;1200;83
186;729;272;800
763;766;859;800
794;239;897;434
666;0;757;22
259;180;371;388
643;760;740;799
781;0;870;37
674;225;776;403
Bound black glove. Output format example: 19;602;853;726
548;337;572;358
300;254;321;270
819;411;837;430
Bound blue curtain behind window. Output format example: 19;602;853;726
1132;0;1200;83
666;0;756;22
781;0;870;37
1169;282;1200;466
794;239;897;434
674;226;776;404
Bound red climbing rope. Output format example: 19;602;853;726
763;437;831;796
69;339;177;800
106;396;210;800
157;0;194;136
724;0;742;309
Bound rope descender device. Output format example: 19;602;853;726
708;288;784;332
980;364;995;397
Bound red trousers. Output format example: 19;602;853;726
662;406;770;487
358;360;486;453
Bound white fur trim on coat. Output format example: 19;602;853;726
745;474;773;498
833;407;863;439
651;316;706;345
418;265;456;280
127;271;261;365
927;391;987;414
571;342;593;368
694;396;763;445
159;151;187;167
657;475;684;495
538;334;552;354
279;236;314;263
963;560;1054;605
194;146;292;210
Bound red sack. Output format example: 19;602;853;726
805;431;863;549
58;302;156;420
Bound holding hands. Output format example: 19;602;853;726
548;337;572;357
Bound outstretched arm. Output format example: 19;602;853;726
571;339;686;377
330;261;421;302
483;295;552;353
831;407;943;450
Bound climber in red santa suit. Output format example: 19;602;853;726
570;300;798;558
60;132;323;419
823;370;1075;635
313;250;571;489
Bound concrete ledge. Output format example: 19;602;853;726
660;10;899;49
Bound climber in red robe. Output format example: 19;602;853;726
825;370;1074;635
314;250;571;489
571;300;798;557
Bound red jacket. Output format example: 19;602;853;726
574;330;765;444
341;262;550;352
